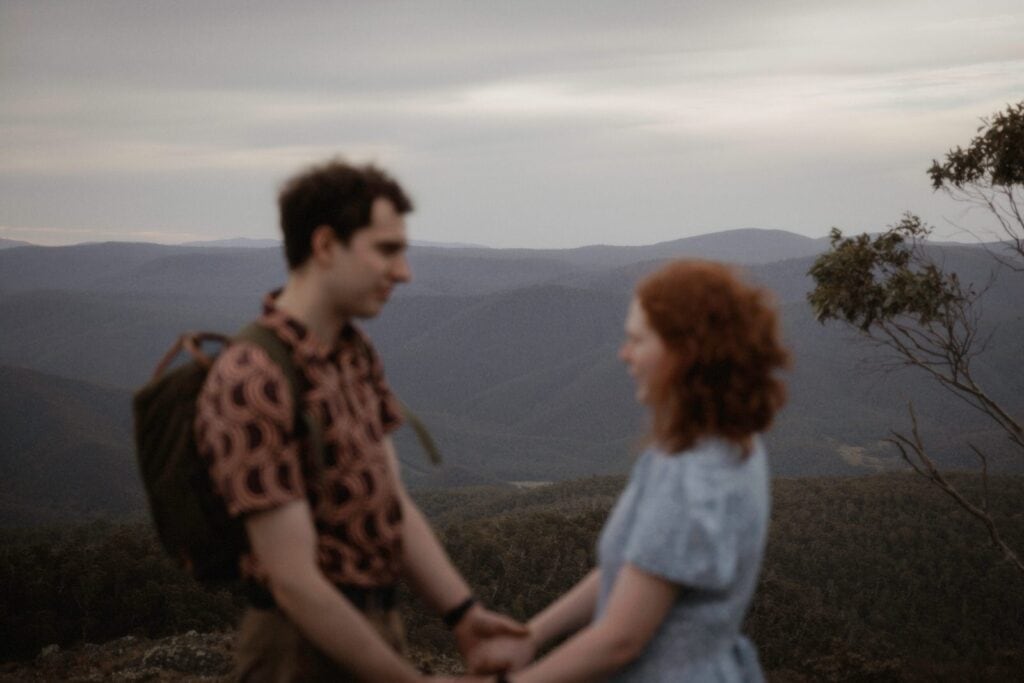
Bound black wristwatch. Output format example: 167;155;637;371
442;595;477;630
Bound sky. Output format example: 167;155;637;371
1;1;1022;248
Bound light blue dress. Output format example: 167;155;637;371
595;438;769;682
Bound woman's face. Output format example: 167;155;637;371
619;297;670;405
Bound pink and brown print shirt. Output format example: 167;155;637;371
195;293;405;588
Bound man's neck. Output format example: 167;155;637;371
274;276;348;348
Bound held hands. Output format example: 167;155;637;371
466;633;536;675
452;603;532;674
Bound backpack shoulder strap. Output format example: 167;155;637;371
236;321;441;469
234;322;324;472
397;399;442;465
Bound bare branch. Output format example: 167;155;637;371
811;101;1024;575
969;443;990;515
888;408;1024;575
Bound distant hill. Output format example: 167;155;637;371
0;365;141;526
552;228;827;268
0;228;824;296
416;228;825;267
181;237;281;248
0;242;199;293
411;239;490;248
1;230;1021;524
180;237;493;249
0;289;261;389
0;238;32;250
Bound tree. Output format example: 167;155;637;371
807;101;1024;576
928;101;1024;268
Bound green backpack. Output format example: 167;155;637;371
132;323;323;582
133;322;441;582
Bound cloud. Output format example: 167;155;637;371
1;1;1022;247
0;137;406;175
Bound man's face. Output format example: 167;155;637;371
324;197;411;319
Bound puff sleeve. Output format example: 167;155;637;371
623;449;745;592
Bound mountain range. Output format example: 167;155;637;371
1;229;1021;524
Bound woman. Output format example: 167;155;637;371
467;260;788;682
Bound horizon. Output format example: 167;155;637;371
0;224;1005;251
3;225;815;249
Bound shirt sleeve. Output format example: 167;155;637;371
194;342;306;518
623;450;742;591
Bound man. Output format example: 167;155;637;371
195;159;524;681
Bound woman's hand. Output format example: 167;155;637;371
466;633;536;674
453;604;528;666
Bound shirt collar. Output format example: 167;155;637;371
259;289;359;364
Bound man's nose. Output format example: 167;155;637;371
393;255;412;283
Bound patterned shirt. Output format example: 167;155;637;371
194;292;405;588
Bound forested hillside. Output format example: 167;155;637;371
4;473;1022;679
0;366;141;525
2;234;1022;526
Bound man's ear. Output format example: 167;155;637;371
309;225;338;265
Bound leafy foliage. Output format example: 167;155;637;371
929;101;1024;190
0;521;244;661
807;215;966;331
807;102;1024;575
928;100;1024;267
5;475;1024;679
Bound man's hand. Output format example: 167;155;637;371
452;603;529;671
466;633;536;675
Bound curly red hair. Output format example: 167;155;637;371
636;260;789;455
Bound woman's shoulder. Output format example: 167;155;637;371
655;436;765;469
647;437;768;499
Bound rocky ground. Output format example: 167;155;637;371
0;631;461;681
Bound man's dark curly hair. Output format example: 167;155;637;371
637;260;789;455
278;158;413;269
